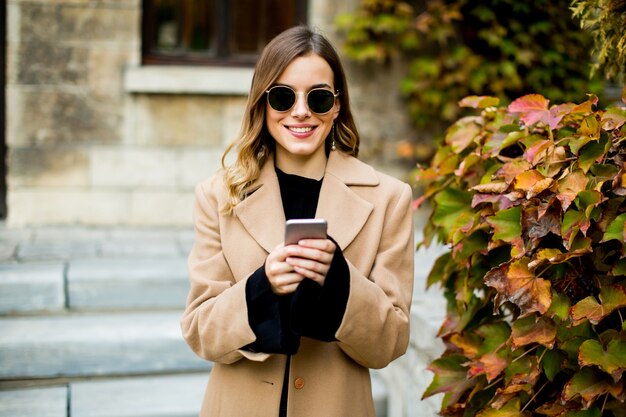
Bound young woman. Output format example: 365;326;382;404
181;25;414;417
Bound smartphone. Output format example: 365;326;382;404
284;218;328;245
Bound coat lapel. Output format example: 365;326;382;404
233;158;286;253
316;151;377;250
234;151;379;253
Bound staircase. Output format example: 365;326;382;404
0;225;388;417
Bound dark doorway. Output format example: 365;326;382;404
1;2;6;219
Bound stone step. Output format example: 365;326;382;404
0;258;190;314
0;262;66;314
0;385;67;417
70;373;209;417
67;258;189;310
0;372;388;417
0;311;211;380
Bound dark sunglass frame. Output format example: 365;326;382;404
266;85;339;115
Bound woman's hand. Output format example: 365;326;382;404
265;239;336;294
265;244;306;295
285;238;336;287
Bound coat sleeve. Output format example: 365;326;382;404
180;178;270;365
335;182;414;369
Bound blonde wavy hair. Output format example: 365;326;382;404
221;25;360;214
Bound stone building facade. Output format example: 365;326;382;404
5;0;417;227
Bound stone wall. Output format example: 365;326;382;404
6;0;417;226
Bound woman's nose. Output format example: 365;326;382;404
291;92;310;117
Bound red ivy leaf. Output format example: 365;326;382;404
508;94;550;126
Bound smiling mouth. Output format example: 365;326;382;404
287;126;315;133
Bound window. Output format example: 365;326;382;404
142;0;308;66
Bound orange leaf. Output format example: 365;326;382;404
514;170;546;191
495;160;533;184
570;94;599;114
484;258;553;317
449;333;482;359
557;170;588;211
466;352;508;382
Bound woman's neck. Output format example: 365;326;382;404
274;148;327;180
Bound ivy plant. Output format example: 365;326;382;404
416;90;626;416
337;0;604;128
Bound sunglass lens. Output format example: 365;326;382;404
268;87;295;111
308;90;335;114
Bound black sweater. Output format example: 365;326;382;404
244;168;350;416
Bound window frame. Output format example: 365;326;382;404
141;0;308;67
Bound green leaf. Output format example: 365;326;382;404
453;230;489;263
563;367;624;408
602;213;626;243
579;339;626;382
611;258;626;276
547;291;571;321
422;354;475;402
561;209;588;249
540;347;565;381
575;190;603;217
486;206;522;244
571;284;626;325
500;130;525;151
427;252;453;288
578;136;609;173
563;407;602;417
476;398;528;417
432;187;473;243
476;322;512;355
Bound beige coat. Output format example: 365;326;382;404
181;151;414;417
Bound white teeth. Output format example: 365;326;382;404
288;126;313;133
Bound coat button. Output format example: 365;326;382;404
294;377;305;389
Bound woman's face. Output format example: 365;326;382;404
265;53;339;174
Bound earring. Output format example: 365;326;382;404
331;124;337;151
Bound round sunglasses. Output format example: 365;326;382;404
266;85;339;115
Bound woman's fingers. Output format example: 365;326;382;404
265;239;337;292
284;238;336;286
270;272;305;295
285;239;335;262
265;243;306;295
